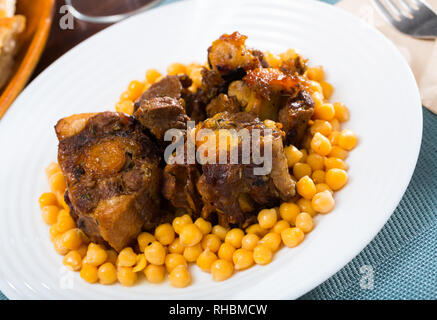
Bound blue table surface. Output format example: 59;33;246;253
1;0;435;300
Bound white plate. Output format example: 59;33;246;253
0;0;422;299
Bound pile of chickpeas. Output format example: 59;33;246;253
39;50;357;288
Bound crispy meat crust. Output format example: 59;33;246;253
208;32;261;76
56;112;162;251
196;112;295;227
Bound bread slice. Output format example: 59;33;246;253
0;0;16;18
0;14;25;90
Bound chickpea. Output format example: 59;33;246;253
330;118;341;132
329;131;340;145
132;254;147;272
48;171;66;194
98;263;117;285
325;168;348;190
144;264;166;284
117;267;137;287
311;132;332;156
169;265;191;288
296;176;317;200
212;225;228;241
297;198;317;216
211;259;234;281
196;250;218;272
253;245;273;265
338;129;357;151
306;153;325;171
201;234;222;253
320;81;334;99
329;146;349;160
165;253;187;273
306;66;325;82
279;202;300;225
194;218;212;235
315;183;334;195
167;63;187;76
259;232;282;252
117;247;137;267
225;228;245;248
314;103;335;121
54;210;76;234
83;243;107;267
127;80;144;101
245;224;268;238
312;170;326;184
333;102;350;122
80;264;98;283
284;145;303;167
218;242;236;262
281;228;305;248
295;212;314;233
183;244;203;262
271;220;291;234
45;162;61;180
233;249;254;270
180;224;203;247
168;237;184;254
310;120;333;137
144;241;166;265
241;233;259;251
63;250;82;271
41;205;59;225
137;232;155;252
61;228;83;250
257;209;277;229
312;190;335;214
145;69;162;84
325;157;347;171
293;163;312;180
299;149;308;163
115;100;134;115
77;244;88;258
172;214;193;235
53;234;69;255
155;223;175;246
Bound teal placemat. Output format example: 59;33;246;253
302;107;437;300
1;0;435;300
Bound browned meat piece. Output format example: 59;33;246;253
243;67;302;100
134;96;190;140
278;90;315;146
184;68;226;122
252;50;270;68
228;67;314;144
56;112;162;251
280;55;308;75
195;112;295;227
162;163;202;215
206;93;241;118
141;75;188;100
135;75;192;111
228;68;303;121
208;32;261;76
185;32;268;122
